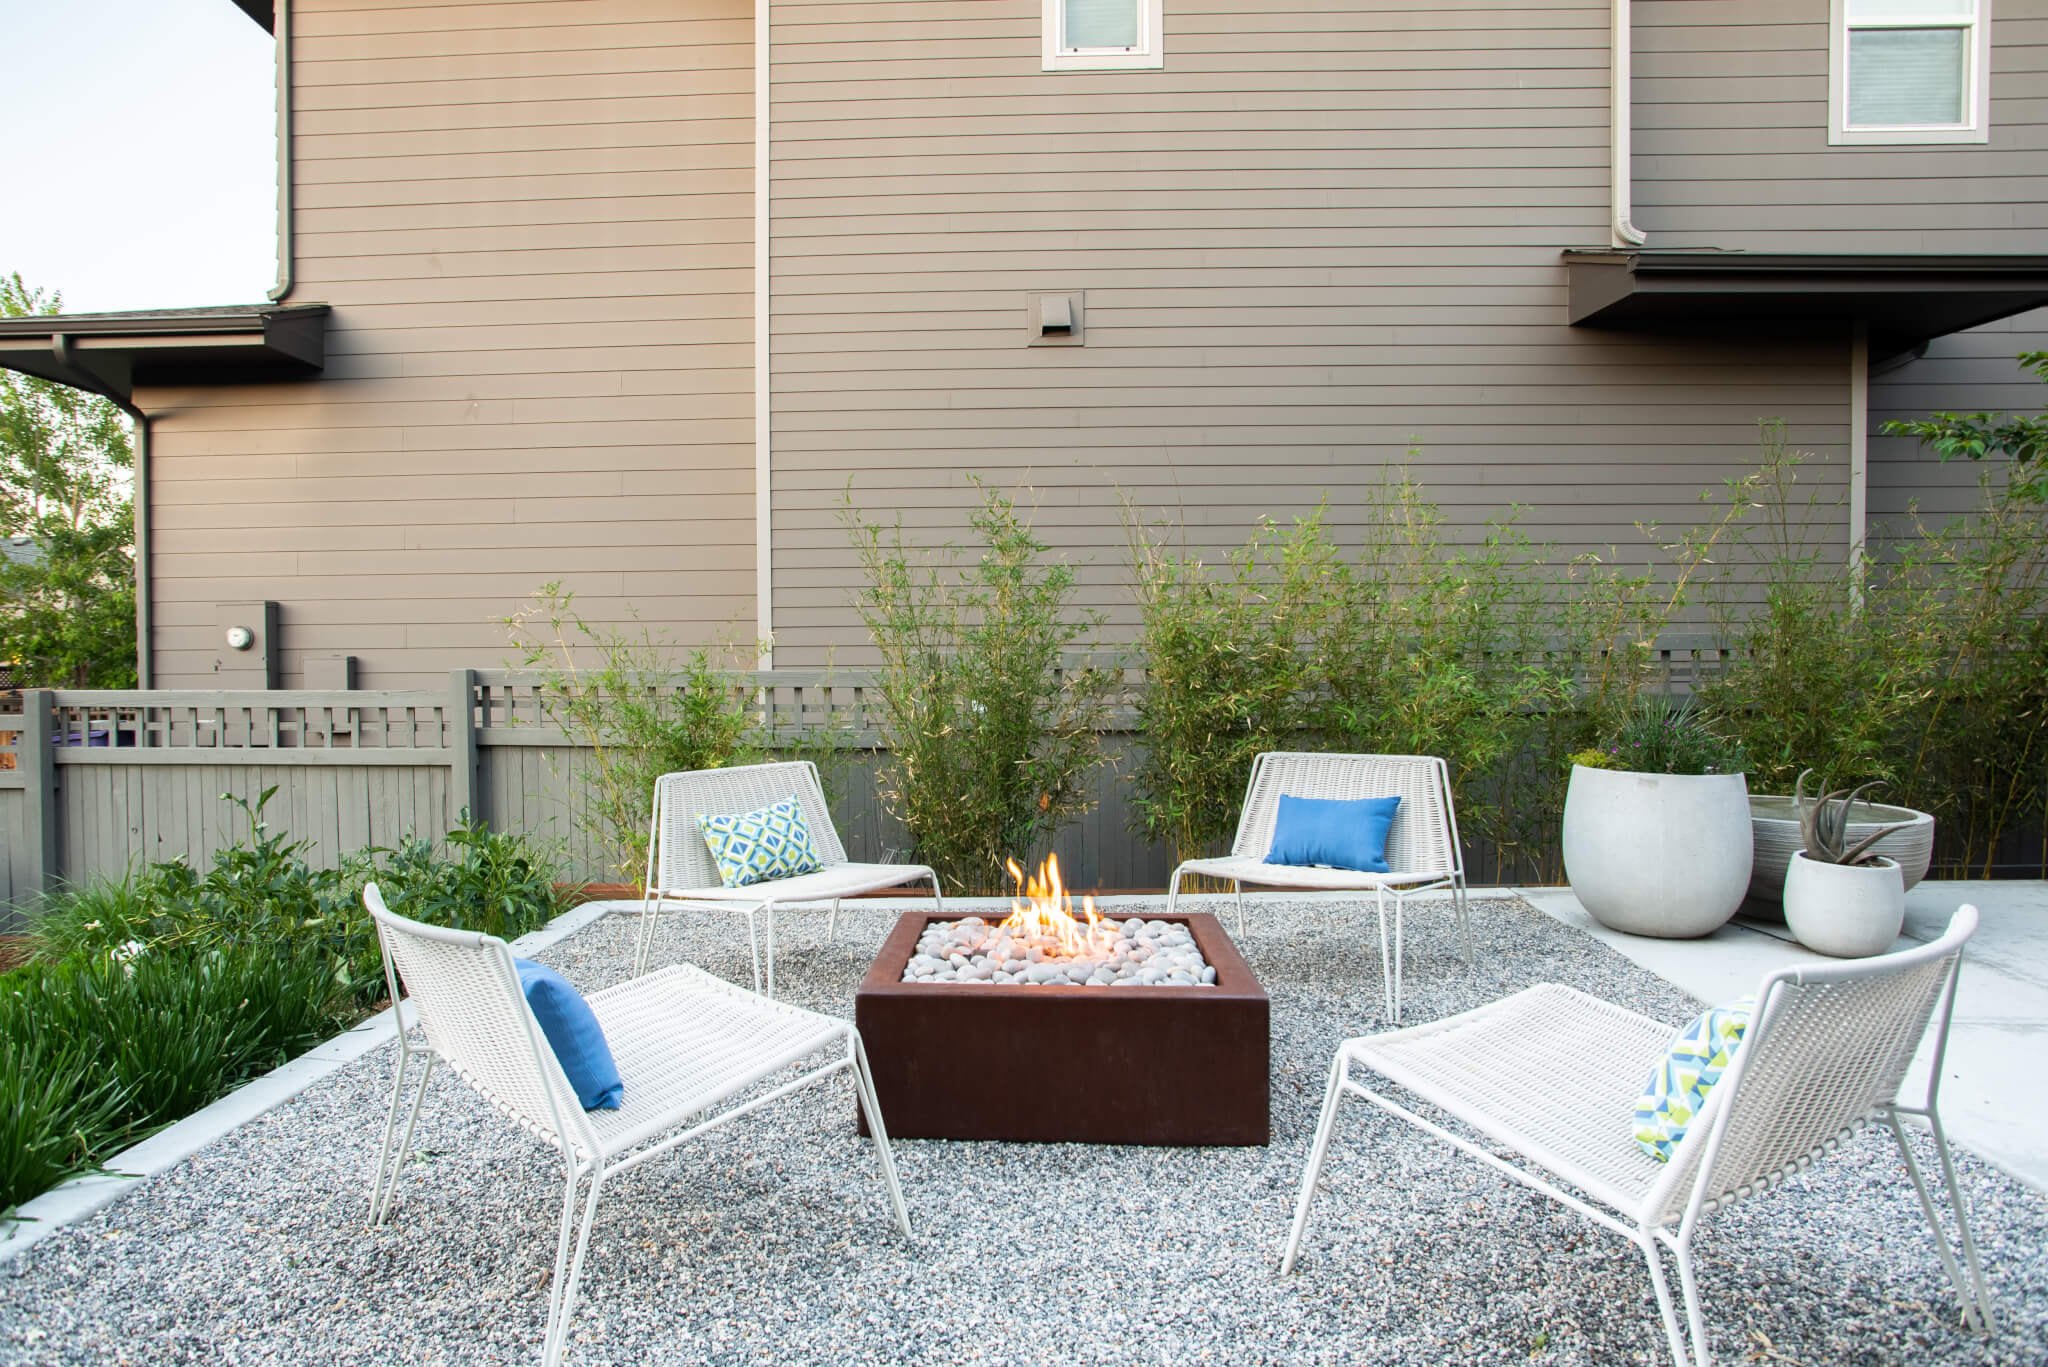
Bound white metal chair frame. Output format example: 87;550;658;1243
1165;751;1471;1021
363;884;912;1367
1282;906;1993;1367
633;760;943;996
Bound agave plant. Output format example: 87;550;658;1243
1793;769;1919;866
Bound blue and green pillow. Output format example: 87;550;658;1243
698;795;826;888
1634;995;1755;1162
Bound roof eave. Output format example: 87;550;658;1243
1563;250;2048;362
0;304;329;401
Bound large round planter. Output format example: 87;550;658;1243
1782;852;1905;958
1561;766;1753;938
1746;796;1933;920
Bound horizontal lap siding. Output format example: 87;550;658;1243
1635;1;2048;535
138;0;755;689
768;0;1851;664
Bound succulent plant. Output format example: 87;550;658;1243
1793;769;1919;866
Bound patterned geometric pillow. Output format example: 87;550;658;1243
1634;996;1756;1163
697;796;825;889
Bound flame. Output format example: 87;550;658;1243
1000;852;1116;957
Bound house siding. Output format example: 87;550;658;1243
767;0;1851;664
1633;0;2048;541
137;0;756;689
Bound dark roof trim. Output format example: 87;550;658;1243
0;303;329;401
230;0;274;33
1564;249;2048;362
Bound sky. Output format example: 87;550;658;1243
1;0;279;313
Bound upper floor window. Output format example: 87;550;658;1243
1831;0;1991;144
1043;0;1163;71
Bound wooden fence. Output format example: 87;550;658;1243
0;670;1178;928
9;640;2030;927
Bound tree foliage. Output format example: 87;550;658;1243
0;273;137;686
1881;350;2048;503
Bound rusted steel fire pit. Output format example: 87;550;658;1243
855;908;1269;1146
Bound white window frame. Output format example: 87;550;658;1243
1829;0;1991;145
1042;0;1163;72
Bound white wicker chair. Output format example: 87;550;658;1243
362;884;912;1367
1165;751;1469;1022
1282;905;1992;1367
633;760;942;996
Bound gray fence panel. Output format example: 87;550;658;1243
0;787;23;929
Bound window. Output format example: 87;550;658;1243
1830;0;1990;144
1043;0;1163;71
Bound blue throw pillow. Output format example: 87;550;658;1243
1266;794;1402;874
513;958;624;1111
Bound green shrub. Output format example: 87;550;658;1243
0;1035;131;1216
1883;482;2048;875
1125;502;1354;862
1696;422;1936;794
845;482;1114;894
0;938;344;1215
6;795;570;1218
505;582;762;884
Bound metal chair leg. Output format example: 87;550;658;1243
850;1032;913;1240
1282;1051;1351;1274
1374;885;1395;1024
1233;880;1245;937
744;909;763;995
828;898;840;940
541;1165;606;1367
1165;866;1184;917
1391;891;1406;1025
928;868;945;914
1639;1233;1699;1367
369;1047;433;1226
1887;1108;1994;1334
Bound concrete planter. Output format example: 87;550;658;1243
1562;765;1753;938
1783;851;1905;958
1745;797;1933;918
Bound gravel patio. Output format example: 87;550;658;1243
3;895;2043;1366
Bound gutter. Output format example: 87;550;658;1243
754;0;772;668
268;0;295;302
1611;0;1647;248
50;335;153;688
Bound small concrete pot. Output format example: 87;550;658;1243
1782;851;1905;958
1562;765;1753;938
1745;796;1933;920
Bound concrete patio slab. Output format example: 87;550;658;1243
1518;879;2048;1193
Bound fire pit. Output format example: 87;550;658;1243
856;856;1269;1146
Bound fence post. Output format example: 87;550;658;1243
449;668;481;829
18;690;58;900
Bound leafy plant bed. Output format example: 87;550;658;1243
1;792;567;1219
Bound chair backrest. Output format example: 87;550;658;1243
1232;752;1461;879
648;760;848;893
365;882;598;1158
1649;904;1977;1229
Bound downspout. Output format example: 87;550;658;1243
1849;321;1869;611
1611;0;1647;248
753;0;773;667
268;0;295;302
51;335;152;687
